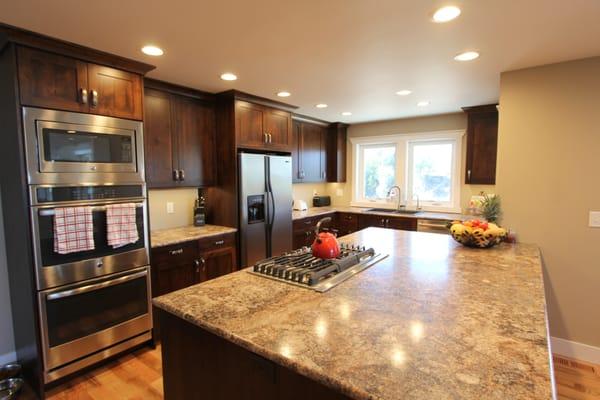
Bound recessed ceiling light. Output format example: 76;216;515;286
315;104;328;108
141;45;163;56
396;90;412;96
220;73;237;81
341;111;352;116
432;6;461;23
417;101;430;107
454;51;480;61
277;91;291;97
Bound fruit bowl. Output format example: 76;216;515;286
449;219;507;248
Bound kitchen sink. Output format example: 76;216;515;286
366;208;421;215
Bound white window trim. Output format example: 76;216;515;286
350;129;465;213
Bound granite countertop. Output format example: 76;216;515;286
150;224;237;248
292;205;473;222
153;228;552;399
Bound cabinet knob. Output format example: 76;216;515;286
79;88;88;104
91;90;98;107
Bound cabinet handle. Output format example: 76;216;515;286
79;88;88;104
173;170;179;181
215;240;225;245
467;169;472;182
194;259;200;273
200;257;206;272
179;169;185;181
169;248;183;255
264;133;268;143
268;133;272;143
90;90;98;107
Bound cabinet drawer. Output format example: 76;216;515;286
293;217;318;232
386;217;417;231
335;213;358;234
152;240;199;267
198;233;235;252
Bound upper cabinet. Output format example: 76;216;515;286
17;46;143;120
235;100;292;152
463;104;499;185
292;119;328;182
292;118;347;183
144;82;216;188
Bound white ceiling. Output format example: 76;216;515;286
2;0;600;123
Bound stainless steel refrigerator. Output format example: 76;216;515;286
239;153;293;267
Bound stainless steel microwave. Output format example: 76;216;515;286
22;107;145;185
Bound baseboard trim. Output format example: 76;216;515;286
0;351;16;365
551;336;600;365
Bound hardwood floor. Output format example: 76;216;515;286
46;345;162;400
554;355;600;400
43;348;599;399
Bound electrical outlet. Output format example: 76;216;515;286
589;211;600;227
336;188;344;197
166;202;175;214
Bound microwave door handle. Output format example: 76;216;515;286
46;270;147;301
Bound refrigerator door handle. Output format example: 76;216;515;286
265;157;274;257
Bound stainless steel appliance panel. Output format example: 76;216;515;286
267;155;292;257
38;266;152;375
417;219;451;234
30;197;149;289
22;107;145;185
239;153;268;267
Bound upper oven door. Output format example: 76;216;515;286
23;107;145;185
31;198;149;290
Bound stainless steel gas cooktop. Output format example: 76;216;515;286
248;244;387;292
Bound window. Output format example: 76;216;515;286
407;140;456;208
351;130;463;212
359;144;396;200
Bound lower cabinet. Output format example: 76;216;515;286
334;213;359;236
358;214;417;231
151;232;236;339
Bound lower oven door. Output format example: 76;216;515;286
38;266;152;372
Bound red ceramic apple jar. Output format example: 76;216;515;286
311;217;340;259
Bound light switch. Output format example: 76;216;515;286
166;202;175;214
589;211;600;227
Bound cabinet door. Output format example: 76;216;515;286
335;213;358;236
236;101;266;148
300;123;323;182
319;126;328;181
144;89;177;187
292;120;302;182
386;216;417;231
17;46;89;113
465;108;498;184
151;241;200;296
87;64;143;120
155;262;197;296
173;96;216;187
264;108;292;151
358;215;387;230
200;247;236;282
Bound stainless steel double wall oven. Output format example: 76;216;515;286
22;107;152;383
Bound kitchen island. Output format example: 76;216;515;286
153;228;554;399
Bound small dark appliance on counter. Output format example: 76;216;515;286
194;189;206;226
312;195;331;207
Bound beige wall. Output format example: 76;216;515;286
148;188;199;230
292;183;328;206
497;57;600;347
326;113;495;210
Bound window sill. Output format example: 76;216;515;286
350;201;461;214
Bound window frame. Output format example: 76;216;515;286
356;142;398;202
350;130;464;213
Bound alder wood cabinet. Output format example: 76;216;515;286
357;214;417;231
17;46;143;120
150;233;236;338
144;81;216;188
235;99;293;152
463;104;499;185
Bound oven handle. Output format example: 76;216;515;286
39;203;143;217
46;270;147;301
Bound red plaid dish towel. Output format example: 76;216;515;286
53;207;95;254
106;203;139;248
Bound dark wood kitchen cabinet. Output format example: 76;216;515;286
333;212;359;236
235;100;293;152
327;123;348;183
293;119;328;182
17;46;143;119
358;214;417;231
144;82;216;188
462;104;499;185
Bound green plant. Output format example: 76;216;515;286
481;194;502;223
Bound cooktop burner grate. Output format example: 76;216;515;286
248;243;387;292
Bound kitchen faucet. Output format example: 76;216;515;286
387;185;404;211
